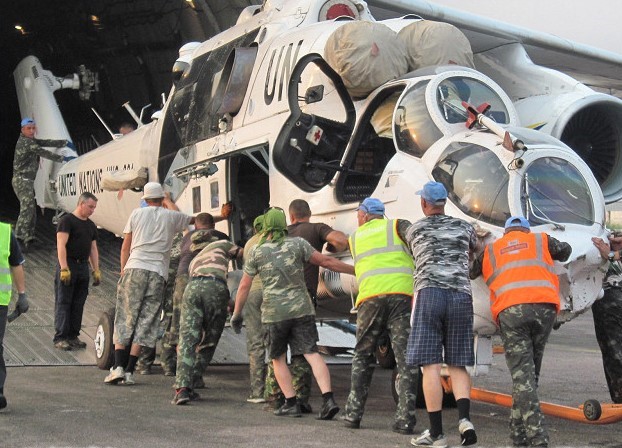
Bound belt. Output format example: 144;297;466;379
68;257;89;264
191;275;228;287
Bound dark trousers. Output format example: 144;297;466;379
1;305;7;392
54;260;90;342
592;287;622;403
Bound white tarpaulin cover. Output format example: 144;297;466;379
324;21;408;98
102;166;148;191
398;20;475;71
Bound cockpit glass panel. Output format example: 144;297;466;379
394;81;442;157
432;142;510;226
522;157;594;226
436;77;510;125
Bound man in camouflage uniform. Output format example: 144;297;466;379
407;182;479;448
265;199;349;411
161;213;228;385
472;216;571;447
591;234;622;404
242;215;269;403
231;208;354;419
104;182;191;386
342;197;418;435
12;118;72;248
171;231;243;405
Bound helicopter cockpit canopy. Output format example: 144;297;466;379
431;129;596;229
393;67;516;158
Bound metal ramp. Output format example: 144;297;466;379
5;211;355;367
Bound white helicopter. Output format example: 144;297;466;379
14;0;621;375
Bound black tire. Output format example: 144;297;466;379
391;368;399;404
95;307;115;370
583;399;602;421
376;336;397;369
414;371;457;409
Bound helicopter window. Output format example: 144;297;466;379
435;77;509;125
394;81;442;157
432;142;510;226
160;30;259;181
521;157;594;226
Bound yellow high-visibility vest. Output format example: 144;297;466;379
350;218;414;307
0;222;12;306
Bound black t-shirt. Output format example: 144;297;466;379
287;221;333;296
9;231;24;266
57;213;98;260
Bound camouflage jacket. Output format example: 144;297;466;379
604;261;622;289
13;134;66;180
244;236;315;324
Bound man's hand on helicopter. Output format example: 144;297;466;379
221;202;234;219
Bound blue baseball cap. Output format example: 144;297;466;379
416;181;447;205
358;197;385;215
21;118;35;127
505;216;530;230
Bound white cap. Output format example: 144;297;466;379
141;182;165;200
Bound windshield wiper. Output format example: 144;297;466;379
524;173;566;230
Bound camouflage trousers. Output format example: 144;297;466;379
157;272;188;373
243;288;267;399
114;269;165;347
11;176;37;242
136;272;178;373
592;287;622;403
264;354;312;407
498;303;557;447
344;295;418;425
174;277;229;389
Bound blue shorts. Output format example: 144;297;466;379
406;287;474;367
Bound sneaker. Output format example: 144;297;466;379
317;396;340;420
104;366;125;384
459;418;477;446
163;368;176;377
137;367;152;375
0;394;6;410
68;338;87;349
189;390;201;401
54;340;72;351
300;402;313;414
247;396;266;404
172;388;191;405
393;419;416;435
411;430;448;447
122;372;135;385
274;401;302;417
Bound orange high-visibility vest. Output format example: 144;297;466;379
482;231;559;322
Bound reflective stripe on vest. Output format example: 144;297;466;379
350;219;414;306
0;222;12;305
482;232;559;321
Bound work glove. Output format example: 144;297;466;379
7;293;29;323
221;202;234;219
63;156;77;162
60;268;71;286
66;141;76;151
230;313;243;334
92;269;101;286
